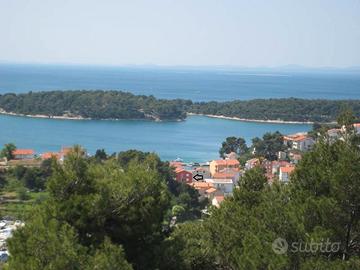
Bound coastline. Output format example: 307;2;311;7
0;108;184;122
186;113;317;124
0;108;328;124
0;108;90;121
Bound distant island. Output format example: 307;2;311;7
0;90;359;123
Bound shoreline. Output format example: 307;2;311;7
0;109;328;124
186;113;317;124
0;109;184;122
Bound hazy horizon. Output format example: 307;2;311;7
1;0;359;68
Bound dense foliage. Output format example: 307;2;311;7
190;98;360;122
1;90;360;122
5;148;204;270
0;90;190;120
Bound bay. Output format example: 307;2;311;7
1;64;359;162
0;114;310;162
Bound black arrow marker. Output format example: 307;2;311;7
193;174;204;181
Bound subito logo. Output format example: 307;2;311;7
272;238;288;255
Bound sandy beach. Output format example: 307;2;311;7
186;113;317;124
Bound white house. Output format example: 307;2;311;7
283;133;314;152
279;166;295;182
12;149;35;160
205;178;234;195
212;195;225;208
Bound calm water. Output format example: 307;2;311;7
1;64;360;101
0;64;359;161
0;114;311;162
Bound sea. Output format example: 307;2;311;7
0;64;359;162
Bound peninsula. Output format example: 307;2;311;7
0;90;359;123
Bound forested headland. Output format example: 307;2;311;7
0;90;360;122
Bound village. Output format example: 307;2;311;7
1;123;360;211
170;123;360;208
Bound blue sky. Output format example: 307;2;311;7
1;0;359;67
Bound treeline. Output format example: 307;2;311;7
190;98;360;122
1;90;360;122
0;90;191;120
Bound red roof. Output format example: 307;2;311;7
213;159;239;166
41;152;60;160
189;182;213;190
283;133;309;142
175;167;188;174
213;172;236;179
206;187;217;193
13;149;34;155
280;166;295;173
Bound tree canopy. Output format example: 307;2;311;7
1;91;360;122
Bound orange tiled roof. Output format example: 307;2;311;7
353;123;360;128
283;133;309;142
280;166;295;173
13;149;34;155
213;159;239;166
189;182;213;190
206;187;217;193
175;167;191;174
213;172;236;179
41;152;60;160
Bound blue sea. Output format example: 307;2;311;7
0;64;359;161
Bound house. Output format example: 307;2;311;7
283;133;314;152
279;166;295;182
212;171;240;185
169;161;184;169
245;158;260;170
209;159;240;176
289;153;302;164
41;152;60;160
174;167;193;184
212;195;225;208
188;182;214;199
205;187;219;200
12;149;35;160
263;160;291;178
278;151;287;160
327;128;341;141
192;166;210;179
205;178;234;195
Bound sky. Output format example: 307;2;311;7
0;0;359;67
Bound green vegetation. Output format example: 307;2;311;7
3;132;359;269
219;136;248;158
1;90;360;122
191;98;360;122
219;131;287;164
0;143;16;160
0;90;190;120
